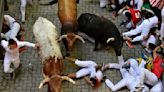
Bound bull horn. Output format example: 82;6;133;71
75;35;85;43
106;37;115;43
55;57;58;63
58;35;67;41
38;77;50;89
61;76;76;84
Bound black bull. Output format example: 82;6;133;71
77;13;123;56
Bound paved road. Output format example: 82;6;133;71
0;0;144;92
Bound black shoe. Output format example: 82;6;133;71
10;72;15;79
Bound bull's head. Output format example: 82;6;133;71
39;75;75;92
39;57;75;92
59;33;85;50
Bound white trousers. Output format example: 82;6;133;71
105;68;149;92
99;0;109;8
4;22;20;40
105;59;147;91
143;69;158;86
142;35;156;47
123;16;158;42
4;56;20;73
20;0;33;22
160;7;164;39
136;0;143;10
75;60;97;78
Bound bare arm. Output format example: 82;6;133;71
153;43;164;59
118;5;130;15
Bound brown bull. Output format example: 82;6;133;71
33;17;75;92
58;0;85;56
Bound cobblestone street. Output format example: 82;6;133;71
0;0;145;92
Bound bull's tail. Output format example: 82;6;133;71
39;0;58;5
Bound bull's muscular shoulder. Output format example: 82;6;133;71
58;0;77;24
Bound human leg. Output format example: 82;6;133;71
13;58;20;69
131;34;145;42
144;69;158;85
75;60;97;68
9;23;20;39
3;56;14;73
123;22;143;37
75;68;91;78
137;0;143;11
20;0;27;22
101;63;121;71
105;78;127;91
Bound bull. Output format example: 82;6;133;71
39;0;80;5
77;13;123;57
58;0;85;56
33;17;75;92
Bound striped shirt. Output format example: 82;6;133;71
149;0;163;7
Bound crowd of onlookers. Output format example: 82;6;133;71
0;0;163;92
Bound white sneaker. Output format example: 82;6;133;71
100;0;109;8
21;15;25;23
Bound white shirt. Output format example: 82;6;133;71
1;39;35;60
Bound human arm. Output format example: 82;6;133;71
118;5;130;15
153;43;164;59
1;40;8;48
18;41;39;48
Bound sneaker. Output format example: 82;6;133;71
126;41;134;48
10;72;15;79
